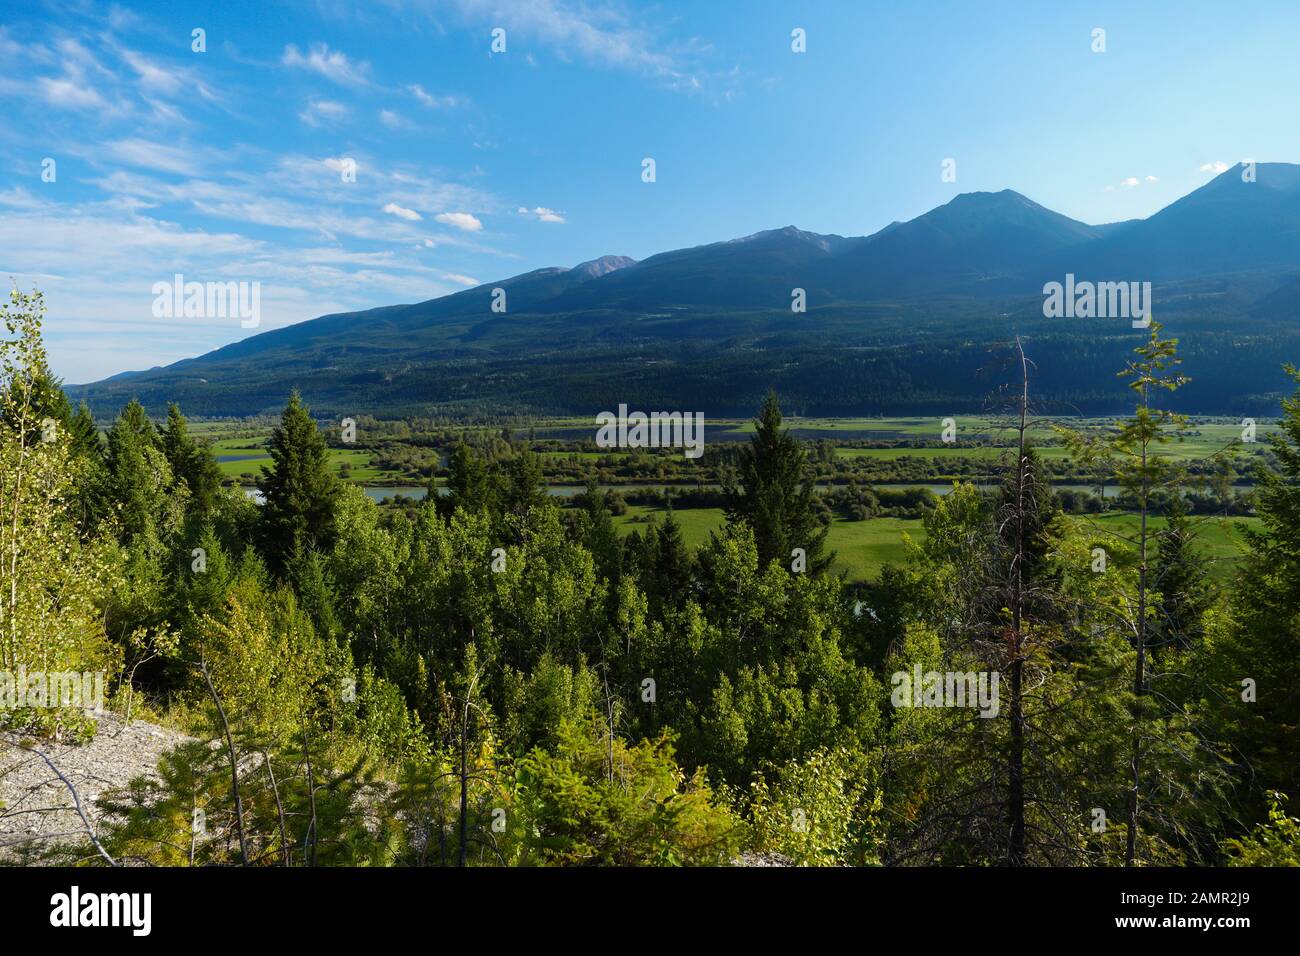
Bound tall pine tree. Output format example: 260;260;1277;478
160;403;223;518
723;391;830;574
258;392;339;574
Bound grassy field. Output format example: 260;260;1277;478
212;435;396;481
834;445;1020;460
613;505;929;581
1066;512;1257;580
613;504;1255;584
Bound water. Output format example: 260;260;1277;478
242;481;1129;505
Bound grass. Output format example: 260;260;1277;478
212;434;398;482
1066;512;1257;581
835;446;1018;460
613;505;721;548
611;504;1255;584
612;505;928;582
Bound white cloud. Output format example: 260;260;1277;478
37;76;108;110
300;98;349;126
120;49;184;96
442;273;479;286
456;0;672;73
1120;177;1140;188
389;0;724;94
435;211;483;232
1145;175;1158;183
120;48;218;102
0;191;473;381
383;202;422;221
379;109;414;129
282;43;371;86
517;205;566;223
407;84;464;109
323;156;358;176
1200;161;1230;174
103;138;203;176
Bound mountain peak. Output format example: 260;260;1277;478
944;188;1037;210
726;225;849;255
569;255;637;280
732;225;820;243
910;187;1097;243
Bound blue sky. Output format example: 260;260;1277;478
1;0;1296;384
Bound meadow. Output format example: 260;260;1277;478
613;504;1255;583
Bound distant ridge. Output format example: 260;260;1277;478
72;162;1300;418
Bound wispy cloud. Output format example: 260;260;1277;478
282;42;372;86
0;15;524;383
300;98;350;126
382;0;729;94
379;108;415;130
103;138;204;176
407;83;466;109
1200;161;1230;174
37;75;108;110
120;48;218;102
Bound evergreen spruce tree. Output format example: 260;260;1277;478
1213;364;1300;805
258;392;339;574
1150;495;1212;654
438;441;495;517
502;446;548;518
105;398;175;548
723;391;830;574
577;480;622;585
66;401;102;463
652;510;692;606
160;403;223;517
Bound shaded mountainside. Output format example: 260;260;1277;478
73;163;1300;418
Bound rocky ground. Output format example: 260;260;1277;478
0;712;189;863
1;713;794;867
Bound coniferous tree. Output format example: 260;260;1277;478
1150;496;1212;655
258;392;339;574
723;391;831;574
67;401;102;462
160;403;223;518
501;446;548;519
577;480;622;585
437;441;495;517
105;398;177;549
1211;364;1300;807
652;510;692;606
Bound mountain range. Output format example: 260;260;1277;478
74;162;1300;418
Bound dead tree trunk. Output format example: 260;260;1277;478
1007;337;1028;866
